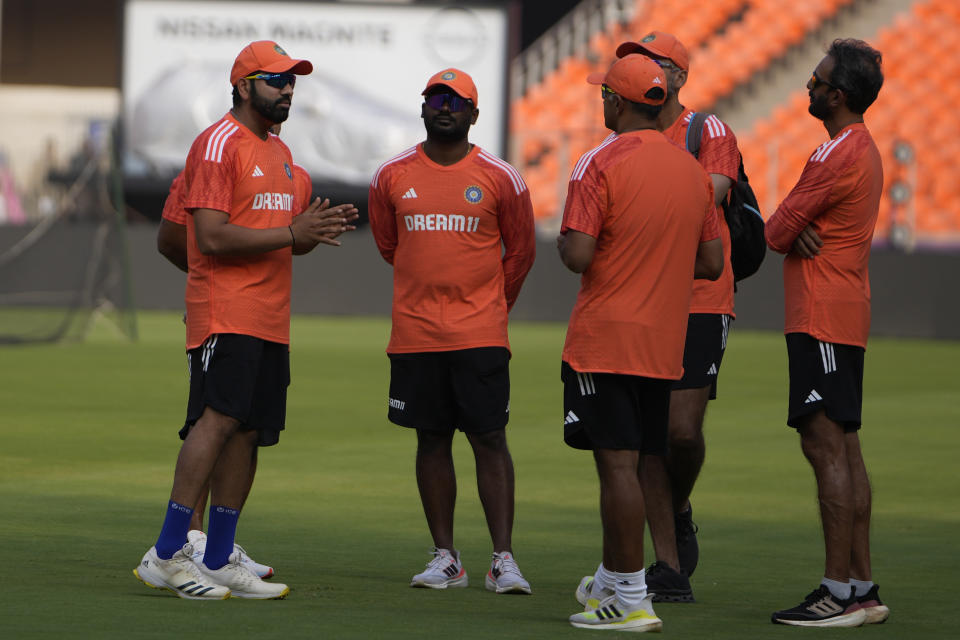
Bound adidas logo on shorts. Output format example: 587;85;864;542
804;389;823;404
564;410;580;425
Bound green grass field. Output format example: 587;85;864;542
1;312;957;638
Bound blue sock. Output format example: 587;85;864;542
155;500;193;559
203;505;240;570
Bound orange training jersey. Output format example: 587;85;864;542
161;171;188;225
369;144;536;353
561;130;719;379
663;108;739;315
292;163;311;214
182;112;298;349
765;123;882;348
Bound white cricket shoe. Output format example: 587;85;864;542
187;530;275;579
576;575;615;610
133;544;230;600
199;552;289;599
410;548;468;589
484;551;532;594
569;593;663;632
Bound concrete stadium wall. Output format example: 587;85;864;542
3;223;959;340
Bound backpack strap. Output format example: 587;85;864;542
685;112;709;159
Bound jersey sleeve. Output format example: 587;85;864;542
160;170;188;225
697;116;740;182
561;160;608;238
498;180;536;312
765;154;850;253
368;168;397;265
700;180;720;242
183;140;237;215
292;165;312;215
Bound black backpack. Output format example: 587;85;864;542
686;112;766;282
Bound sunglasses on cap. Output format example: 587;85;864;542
244;72;297;89
424;93;473;112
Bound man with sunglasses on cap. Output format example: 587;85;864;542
369;68;535;594
559;54;722;632
766;39;886;628
134;40;358;600
597;31;742;603
155;126;322;582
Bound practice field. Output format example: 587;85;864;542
1;313;957;638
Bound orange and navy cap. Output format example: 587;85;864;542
616;31;690;71
586;54;667;105
422;68;478;106
230;41;313;85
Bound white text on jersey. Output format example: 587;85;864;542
252;192;295;212
403;214;480;233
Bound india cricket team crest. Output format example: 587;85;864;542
274;44;288;56
284;162;293;179
464;185;483;204
642;34;656;43
441;71;457;81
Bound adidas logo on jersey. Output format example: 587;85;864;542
251;165;265;177
401;187;418;199
564;410;580;425
804;389;823;404
706;363;718;375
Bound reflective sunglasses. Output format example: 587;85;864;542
809;71;837;92
652;58;679;71
600;84;618;100
244;72;297;89
424;93;473;112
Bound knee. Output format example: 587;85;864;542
416;429;453;456
468;429;507;452
669;425;703;452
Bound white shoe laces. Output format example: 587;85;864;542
424;548;457;572
493;553;523;579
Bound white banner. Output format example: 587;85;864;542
123;0;508;185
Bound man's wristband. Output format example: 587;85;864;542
288;225;296;249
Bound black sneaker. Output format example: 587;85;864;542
857;584;889;624
771;585;867;627
645;561;694;603
675;506;699;577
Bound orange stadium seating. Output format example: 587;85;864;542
739;0;960;245
512;0;854;223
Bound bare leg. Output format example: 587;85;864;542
415;429;456;550
170;406;241;509
594;448;645;572
208;429;259;510
466;428;514;552
666;386;710;512
845;431;872;581
191;480;210;531
798;410;853;582
639;454;679;569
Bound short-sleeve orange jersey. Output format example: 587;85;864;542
560;130;719;379
292;164;311;214
161;171;188;225
181;112;299;350
368;143;536;353
662;109;739;315
765;123;882;348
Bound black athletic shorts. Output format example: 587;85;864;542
182;333;290;447
672;313;731;399
562;361;671;453
786;332;864;432
387;347;510;434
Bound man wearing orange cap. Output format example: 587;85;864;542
134;40;358;600
155;125;320;582
369;68;535;594
558;54;722;632
614;31;743;601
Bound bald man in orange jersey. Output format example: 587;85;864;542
766;39;887;628
369;68;535;594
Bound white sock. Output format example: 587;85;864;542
611;568;647;609
822;577;852;601
850;578;874;597
593;563;615;595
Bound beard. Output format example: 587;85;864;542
808;93;831;121
423;113;471;142
250;83;290;124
